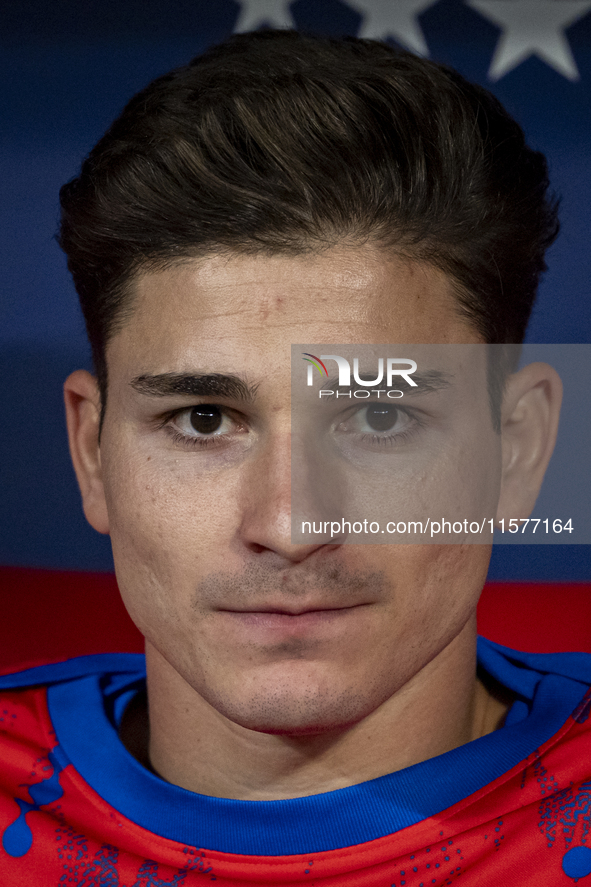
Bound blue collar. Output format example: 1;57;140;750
3;640;589;856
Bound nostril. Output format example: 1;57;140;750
248;542;267;554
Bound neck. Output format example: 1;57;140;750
120;619;509;801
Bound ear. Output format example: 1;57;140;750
64;370;110;535
496;362;562;523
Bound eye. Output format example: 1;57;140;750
170;404;237;440
361;404;403;432
331;402;422;453
348;404;412;435
188;405;224;435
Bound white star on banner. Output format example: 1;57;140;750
234;0;296;33
468;0;591;81
345;0;440;56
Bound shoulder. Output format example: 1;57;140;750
0;653;146;690
0;654;146;770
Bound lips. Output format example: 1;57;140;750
220;603;364;616
195;563;386;618
217;604;369;636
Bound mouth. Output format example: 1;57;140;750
218;604;369;634
221;603;366;616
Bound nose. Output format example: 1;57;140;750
238;429;343;563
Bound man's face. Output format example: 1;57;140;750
96;246;498;735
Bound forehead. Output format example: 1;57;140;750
107;247;481;373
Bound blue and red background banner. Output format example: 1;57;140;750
1;0;590;579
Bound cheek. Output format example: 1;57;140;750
368;543;490;646
422;423;502;520
309;543;491;710
99;440;243;633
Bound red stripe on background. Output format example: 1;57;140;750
0;567;590;672
0;566;143;671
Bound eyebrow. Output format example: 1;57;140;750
324;369;453;395
130;372;259;403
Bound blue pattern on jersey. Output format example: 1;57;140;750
2;745;66;857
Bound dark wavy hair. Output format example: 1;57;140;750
59;29;559;408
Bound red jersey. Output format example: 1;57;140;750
1;638;591;885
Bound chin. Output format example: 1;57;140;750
231;708;362;737
207;678;376;736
